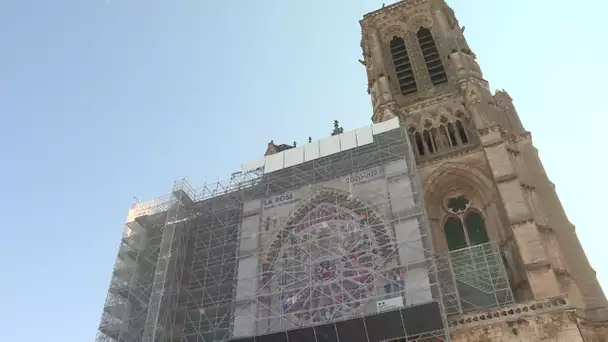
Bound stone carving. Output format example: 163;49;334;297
370;82;379;107
381;24;407;41
381;106;398;121
367;30;385;79
378;74;393;102
447;195;470;213
408;14;433;32
467;89;481;105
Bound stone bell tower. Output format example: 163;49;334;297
360;0;607;340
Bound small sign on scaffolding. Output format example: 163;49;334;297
376;296;404;313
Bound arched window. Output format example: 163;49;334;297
431;127;441;151
414;132;425;156
390;37;417;95
444;217;467;251
464;211;489;245
456;120;469;144
423;130;435;154
416;27;447;86
447;122;458;146
443;197;490;251
439;125;451;148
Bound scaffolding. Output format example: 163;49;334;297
96;119;513;342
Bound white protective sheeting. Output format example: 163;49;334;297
236;256;258;300
239;215;260;252
405;267;433;306
264;152;284;173
242;120;402;174
304;140;320;162
339;129;357;151
319;135;341;157
240;156;265;173
384;159;409;177
372;116;400;135
242;199;262;216
233;304;257;338
355;125;374;146
394;218;425;265
283;146;305;168
387;176;415;213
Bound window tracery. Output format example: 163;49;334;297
408;117;471;157
390;36;417;95
442;196;489;251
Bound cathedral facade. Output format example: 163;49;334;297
358;0;608;340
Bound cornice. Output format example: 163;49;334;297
361;0;429;21
449;296;571;331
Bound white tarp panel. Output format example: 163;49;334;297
356;125;374;146
388;176;415;213
264;152;284;173
394;218;425;265
283;146;305;168
236;256;258;300
242;199;262;216
384;159;408;177
239;215;259;252
405;267;433;306
240;156;265;173
233;303;257;337
319;135;341;157
304;140;320;162
339;129;357;151
372;116;400;135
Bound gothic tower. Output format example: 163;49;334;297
360;0;608;340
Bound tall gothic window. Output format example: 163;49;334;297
443;196;489;251
464;211;489;246
444;217;467;251
416;27;447;86
447;122;458;146
423;130;435;153
455;120;469;144
439;125;450;148
390;37;417;95
414;132;425;156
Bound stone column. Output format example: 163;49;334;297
369;29;385;76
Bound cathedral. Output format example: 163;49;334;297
97;1;608;342
357;0;608;340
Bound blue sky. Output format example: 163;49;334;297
0;1;606;341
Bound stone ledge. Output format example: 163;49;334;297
416;145;482;167
523;259;551;270
449;296;570;331
494;173;517;184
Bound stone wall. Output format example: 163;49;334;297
578;319;608;342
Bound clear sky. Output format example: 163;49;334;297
0;1;606;341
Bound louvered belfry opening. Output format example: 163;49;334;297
390;36;417;95
417;27;447;86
